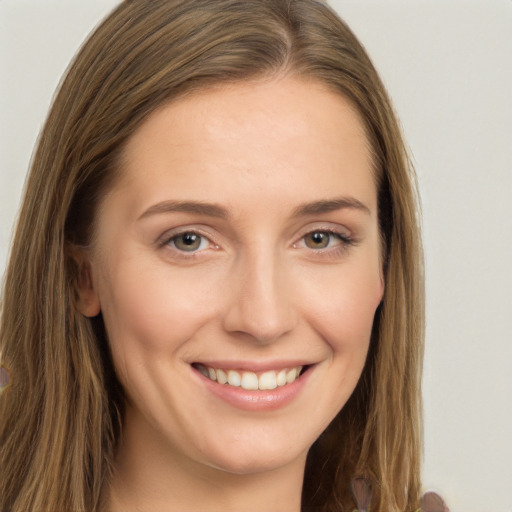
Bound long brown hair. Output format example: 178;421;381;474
0;1;424;510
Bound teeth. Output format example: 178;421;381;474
216;369;228;384
259;370;277;390
287;367;302;383
227;370;241;387
276;369;287;387
197;364;305;390
240;371;259;390
198;365;209;378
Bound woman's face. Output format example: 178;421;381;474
81;77;384;476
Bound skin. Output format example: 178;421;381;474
77;76;384;512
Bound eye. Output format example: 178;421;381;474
168;232;210;252
302;230;345;250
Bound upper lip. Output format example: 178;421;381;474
192;360;314;372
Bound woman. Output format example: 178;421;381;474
0;1;447;511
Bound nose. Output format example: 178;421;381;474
222;248;297;344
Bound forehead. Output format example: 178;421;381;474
111;77;376;219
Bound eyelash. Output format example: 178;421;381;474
296;228;355;253
296;229;358;263
158;228;218;257
158;227;355;259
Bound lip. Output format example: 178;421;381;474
192;363;314;412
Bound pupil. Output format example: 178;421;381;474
183;234;197;245
312;233;325;245
305;231;329;249
174;233;201;251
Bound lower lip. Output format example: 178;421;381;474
193;367;312;412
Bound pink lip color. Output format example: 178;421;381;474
194;366;312;412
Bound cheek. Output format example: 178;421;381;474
95;251;231;368
291;257;383;425
96;262;226;415
300;258;383;354
97;261;222;361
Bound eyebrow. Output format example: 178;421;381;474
138;196;371;221
138;200;229;221
292;197;371;217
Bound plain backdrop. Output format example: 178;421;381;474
1;2;511;511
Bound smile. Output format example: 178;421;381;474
194;364;304;390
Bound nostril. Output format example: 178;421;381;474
222;262;297;343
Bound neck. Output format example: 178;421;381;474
106;410;307;512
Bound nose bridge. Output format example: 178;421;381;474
223;243;296;343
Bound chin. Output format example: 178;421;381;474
207;448;306;476
196;430;310;476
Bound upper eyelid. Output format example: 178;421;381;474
294;223;353;241
294;230;352;249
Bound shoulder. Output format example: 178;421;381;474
351;478;450;512
418;490;450;512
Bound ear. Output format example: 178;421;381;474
68;245;101;318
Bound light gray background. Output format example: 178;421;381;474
1;2;511;511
